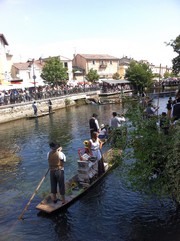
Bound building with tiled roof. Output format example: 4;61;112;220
72;54;119;79
11;59;45;88
11;56;73;88
0;34;13;86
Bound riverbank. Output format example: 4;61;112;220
0;92;94;124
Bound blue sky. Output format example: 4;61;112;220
0;0;179;67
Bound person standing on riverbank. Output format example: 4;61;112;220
47;142;66;204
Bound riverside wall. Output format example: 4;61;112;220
0;93;92;124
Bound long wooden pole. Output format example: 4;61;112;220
18;168;49;220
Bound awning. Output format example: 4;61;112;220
0;84;22;91
101;79;130;85
10;81;23;84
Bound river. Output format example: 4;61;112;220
0;95;180;241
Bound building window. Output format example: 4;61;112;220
110;60;112;64
92;60;95;64
64;62;68;68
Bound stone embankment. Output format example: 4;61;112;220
0;93;93;124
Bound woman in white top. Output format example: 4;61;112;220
98;124;107;140
88;132;105;176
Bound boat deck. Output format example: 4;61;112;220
36;149;119;214
26;111;55;119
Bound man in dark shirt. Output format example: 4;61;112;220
89;113;100;138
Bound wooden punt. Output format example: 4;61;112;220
26;111;55;119
36;148;121;214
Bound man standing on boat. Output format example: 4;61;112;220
110;112;121;129
89;113;100;138
48;99;52;114
47;142;66;204
32;101;37;116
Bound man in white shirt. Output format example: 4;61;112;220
110;112;121;129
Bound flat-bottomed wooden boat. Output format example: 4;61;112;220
26;111;55;119
36;148;120;214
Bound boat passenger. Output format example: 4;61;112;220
144;102;159;118
88;131;105;176
110;112;121;129
98;124;108;141
47;142;66;204
89;113;100;138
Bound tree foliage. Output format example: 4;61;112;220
123;103;180;205
167;34;180;75
112;72;120;80
85;68;99;82
163;71;174;79
41;57;68;85
125;61;153;93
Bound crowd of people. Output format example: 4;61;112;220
0;82;132;106
0;84;100;106
101;83;131;93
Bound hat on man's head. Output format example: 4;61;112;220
92;113;98;117
49;142;60;150
101;124;105;128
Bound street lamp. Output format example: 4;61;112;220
82;70;85;92
28;58;36;89
32;59;36;89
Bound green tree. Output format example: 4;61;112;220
125;61;153;93
163;71;170;79
153;73;161;79
112;72;120;80
123;103;180;206
167;34;180;75
85;68;99;83
41;57;68;85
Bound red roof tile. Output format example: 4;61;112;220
78;54;119;60
13;62;30;70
